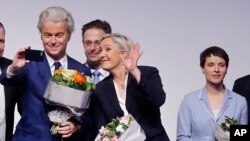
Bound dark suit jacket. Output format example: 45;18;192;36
0;57;22;141
0;54;90;141
233;75;250;124
84;66;169;141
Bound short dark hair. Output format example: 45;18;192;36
200;46;229;68
81;19;111;39
0;22;5;33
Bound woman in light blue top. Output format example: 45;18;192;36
177;46;248;141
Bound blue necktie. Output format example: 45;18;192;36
93;70;101;84
54;62;61;70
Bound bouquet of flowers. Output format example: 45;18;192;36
95;114;146;141
214;116;240;141
44;69;95;135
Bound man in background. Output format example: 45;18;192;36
81;19;112;84
0;22;22;141
79;19;112;140
233;75;250;124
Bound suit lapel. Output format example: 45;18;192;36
0;57;10;69
0;57;12;109
216;89;230;121
125;74;134;112
67;56;74;69
40;56;52;84
105;77;124;115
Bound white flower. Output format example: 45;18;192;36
116;124;125;133
62;69;76;82
48;109;73;124
214;116;240;141
48;109;73;135
85;76;93;83
94;114;134;141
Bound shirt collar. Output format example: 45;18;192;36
45;52;68;69
85;63;109;77
199;86;232;100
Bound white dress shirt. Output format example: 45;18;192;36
113;74;129;115
44;52;67;74
113;74;144;137
85;63;109;82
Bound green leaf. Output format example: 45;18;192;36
52;75;62;82
85;83;92;91
50;124;58;135
221;116;240;132
91;84;96;90
64;80;72;87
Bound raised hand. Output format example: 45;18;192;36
9;46;30;74
121;43;143;82
121;43;143;72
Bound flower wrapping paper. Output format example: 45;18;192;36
95;114;146;141
118;116;146;141
214;124;229;141
44;80;92;116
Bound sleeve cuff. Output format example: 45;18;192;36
6;66;15;78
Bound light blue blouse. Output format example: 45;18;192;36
176;87;248;141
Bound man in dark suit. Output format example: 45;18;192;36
0;22;22;141
81;19;112;84
0;7;90;141
233;75;250;124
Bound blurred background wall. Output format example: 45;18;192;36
1;0;250;140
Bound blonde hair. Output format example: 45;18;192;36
101;33;133;53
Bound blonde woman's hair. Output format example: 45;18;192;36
101;33;134;53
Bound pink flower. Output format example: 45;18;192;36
102;137;111;141
99;126;105;134
111;135;119;141
99;126;110;136
120;116;130;125
103;129;110;136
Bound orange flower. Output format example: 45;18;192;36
74;72;86;84
54;69;63;75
